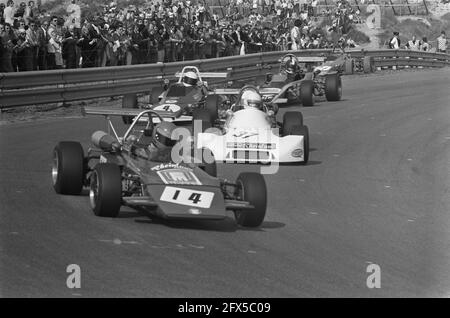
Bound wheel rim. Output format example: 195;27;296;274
89;171;99;209
51;150;59;185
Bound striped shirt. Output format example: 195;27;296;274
437;35;447;52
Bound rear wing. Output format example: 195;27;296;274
175;72;229;78
296;56;326;63
211;88;287;104
82;107;176;119
212;87;282;96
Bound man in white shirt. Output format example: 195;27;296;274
3;0;15;25
66;0;81;29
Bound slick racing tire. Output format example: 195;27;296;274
282;111;304;136
290;125;309;165
90;163;122;218
325;73;342;101
192;108;212;133
122;93;138;125
199;148;217;177
151;86;165;105
234;173;267;228
52;141;85;195
300;80;314;107
205;95;219;123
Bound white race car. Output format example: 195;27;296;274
194;86;309;164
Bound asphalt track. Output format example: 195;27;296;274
1;68;449;297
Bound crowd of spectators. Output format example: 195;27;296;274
0;0;361;72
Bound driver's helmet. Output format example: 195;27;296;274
240;90;263;110
182;71;199;87
152;121;178;149
285;58;297;74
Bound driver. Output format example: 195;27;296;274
285;58;298;75
132;121;179;162
285;58;302;81
240;90;263;110
182;71;199;87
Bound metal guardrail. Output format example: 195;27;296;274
1;49;449;109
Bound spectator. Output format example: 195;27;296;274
405;35;420;51
47;15;63;69
4;1;15;25
420;37;430;52
62;24;78;68
25;19;39;70
437;31;447;53
66;0;81;32
389;31;400;49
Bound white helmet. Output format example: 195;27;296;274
241;90;262;110
182;71;199;87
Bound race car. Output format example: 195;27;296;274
52;108;268;228
259;53;342;107
122;66;227;125
193;85;309;164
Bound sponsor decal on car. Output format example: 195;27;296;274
226;142;276;150
153;104;181;112
291;148;303;158
160;186;214;208
157;168;202;186
151;163;191;171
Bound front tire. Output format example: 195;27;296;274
325;73;342;101
52;141;84;195
234;173;267;227
282;111;304;136
90;163;122;218
300;80;314;106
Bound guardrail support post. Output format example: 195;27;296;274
122;93;138;109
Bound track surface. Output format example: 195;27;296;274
1;69;449;297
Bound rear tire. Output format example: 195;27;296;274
289;125;309;165
234;173;267;227
204;95;219;123
300;80;314;106
282;111;303;136
52;141;84;195
90;163;122;218
325;74;342;101
122;94;138;124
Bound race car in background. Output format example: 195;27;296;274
193;85;309;165
52;107;268;228
258;53;343;107
122;66;227;125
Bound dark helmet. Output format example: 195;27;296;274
285;59;297;74
152;121;178;149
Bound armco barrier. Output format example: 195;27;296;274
1;49;449;108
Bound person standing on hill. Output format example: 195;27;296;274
437;31;447;53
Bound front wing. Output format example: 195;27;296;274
197;130;305;163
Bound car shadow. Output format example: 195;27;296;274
134;216;238;233
278;160;322;167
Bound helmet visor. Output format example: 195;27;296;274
154;131;177;147
182;75;198;86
